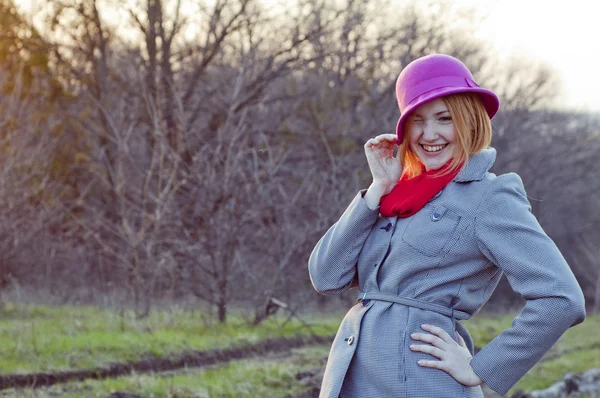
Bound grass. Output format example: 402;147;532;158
462;312;516;346
510;313;600;394
464;310;600;395
0;302;598;397
0;302;340;374
0;345;330;398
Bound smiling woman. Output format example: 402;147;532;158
402;92;492;178
308;54;586;398
405;99;458;172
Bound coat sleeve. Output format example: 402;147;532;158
308;188;381;295
470;173;586;395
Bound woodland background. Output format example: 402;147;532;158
0;0;599;325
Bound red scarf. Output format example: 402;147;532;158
379;161;462;218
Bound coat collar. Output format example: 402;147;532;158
453;147;496;183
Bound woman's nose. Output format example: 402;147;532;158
422;121;438;140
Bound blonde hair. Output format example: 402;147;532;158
400;93;492;179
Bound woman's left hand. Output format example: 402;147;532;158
410;324;483;387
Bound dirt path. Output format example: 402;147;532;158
0;334;334;391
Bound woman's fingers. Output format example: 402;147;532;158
410;332;446;348
420;324;455;344
364;134;398;148
376;134;398;142
409;324;478;385
416;359;444;369
364;138;377;149
364;133;403;188
409;343;444;359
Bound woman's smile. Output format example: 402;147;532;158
420;143;448;154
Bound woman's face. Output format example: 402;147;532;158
406;98;458;171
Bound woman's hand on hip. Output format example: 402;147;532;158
409;323;483;387
363;134;402;195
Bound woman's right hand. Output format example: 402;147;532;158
364;134;403;195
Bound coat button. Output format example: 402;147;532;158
380;222;392;232
347;335;354;345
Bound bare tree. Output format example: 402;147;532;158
2;0;596;320
0;65;68;300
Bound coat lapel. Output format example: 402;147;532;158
453;147;497;183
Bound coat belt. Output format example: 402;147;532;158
357;292;471;320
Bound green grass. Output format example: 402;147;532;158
509;313;600;394
0;345;330;398
1;302;598;397
462;312;515;347
0;302;340;374
464;311;600;395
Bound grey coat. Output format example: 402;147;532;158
308;148;586;398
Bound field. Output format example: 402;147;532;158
0;303;598;397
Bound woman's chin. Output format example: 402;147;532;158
423;159;449;172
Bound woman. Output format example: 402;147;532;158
308;54;586;398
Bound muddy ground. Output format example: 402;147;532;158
0;335;333;391
2;335;598;398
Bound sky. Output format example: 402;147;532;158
465;0;600;113
11;0;600;113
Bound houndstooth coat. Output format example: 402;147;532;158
308;148;586;398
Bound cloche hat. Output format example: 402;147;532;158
395;54;500;143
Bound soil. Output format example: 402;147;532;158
0;334;334;391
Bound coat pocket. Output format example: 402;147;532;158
402;204;461;257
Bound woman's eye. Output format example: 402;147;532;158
439;116;452;123
413;119;423;124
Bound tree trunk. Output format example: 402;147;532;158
217;299;227;323
594;271;600;313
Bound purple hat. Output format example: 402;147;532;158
395;54;500;143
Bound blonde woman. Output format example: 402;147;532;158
308;54;586;398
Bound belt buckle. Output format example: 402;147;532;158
359;292;369;306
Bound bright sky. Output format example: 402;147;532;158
12;0;600;113
466;0;600;113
